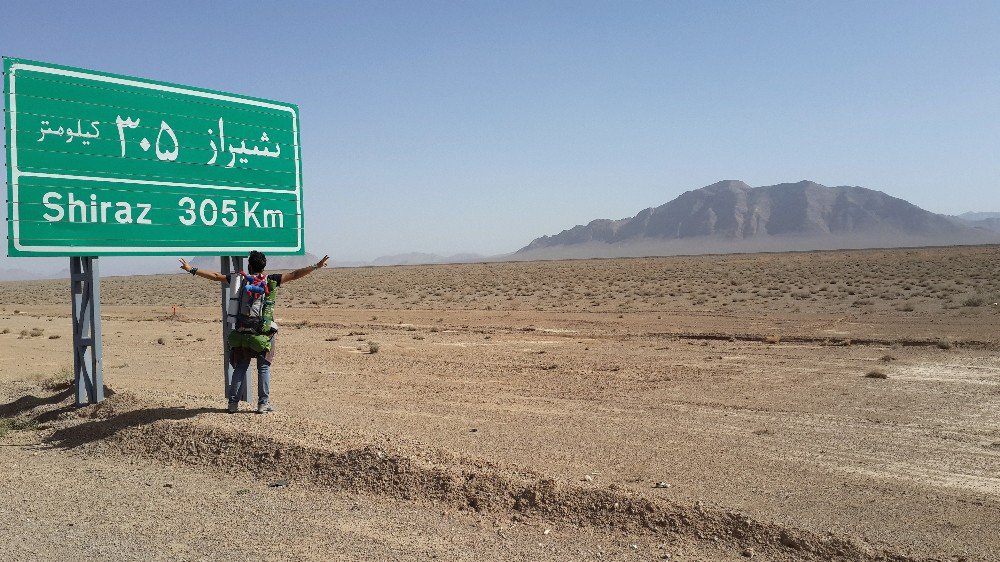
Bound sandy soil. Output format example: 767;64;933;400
2;246;999;561
1;416;734;562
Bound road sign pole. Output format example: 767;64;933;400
221;256;233;399
70;257;104;406
221;256;251;403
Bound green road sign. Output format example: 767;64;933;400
4;58;304;256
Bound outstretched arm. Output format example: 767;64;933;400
178;258;228;283
280;255;329;285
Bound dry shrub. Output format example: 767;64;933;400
0;417;39;438
41;368;73;391
963;296;985;307
865;369;888;379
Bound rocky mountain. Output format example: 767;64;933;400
0;267;66;281
189;252;322;272
370;252;485;266
967;218;1000;233
516;180;998;259
951;212;1000;233
956;212;1000;222
0;251;487;281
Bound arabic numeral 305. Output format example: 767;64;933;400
178;197;282;229
116;116;179;161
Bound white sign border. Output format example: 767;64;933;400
9;62;303;254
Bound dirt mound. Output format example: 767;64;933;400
2;385;921;562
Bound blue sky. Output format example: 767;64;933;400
3;1;999;265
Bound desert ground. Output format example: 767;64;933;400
2;245;999;561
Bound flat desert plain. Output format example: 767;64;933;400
2;246;999;561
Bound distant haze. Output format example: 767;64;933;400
5;179;1000;281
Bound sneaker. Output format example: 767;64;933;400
257;402;273;414
227;401;239;414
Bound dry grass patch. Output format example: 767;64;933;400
0;416;40;438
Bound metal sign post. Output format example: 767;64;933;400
220;255;251;404
70;257;103;405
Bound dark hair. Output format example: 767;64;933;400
248;251;267;274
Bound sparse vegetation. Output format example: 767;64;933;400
0;416;40;438
1;246;998;320
2;245;1000;559
41;367;73;391
963;296;985;307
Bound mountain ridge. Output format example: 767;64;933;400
516;180;997;258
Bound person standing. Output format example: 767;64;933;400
178;251;329;413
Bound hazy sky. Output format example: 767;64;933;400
3;1;999;264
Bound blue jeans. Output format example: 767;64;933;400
229;349;271;405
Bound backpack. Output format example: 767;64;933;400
234;272;276;335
